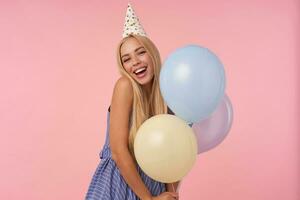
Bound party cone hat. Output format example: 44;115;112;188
122;3;147;38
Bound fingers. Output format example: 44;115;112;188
166;192;179;198
170;192;178;196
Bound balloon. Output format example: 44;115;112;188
160;45;226;123
193;94;233;154
134;114;197;183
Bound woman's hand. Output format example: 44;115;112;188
152;192;179;200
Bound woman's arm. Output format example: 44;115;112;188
109;77;152;200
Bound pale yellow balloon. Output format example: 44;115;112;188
134;114;198;183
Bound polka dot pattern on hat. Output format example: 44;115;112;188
122;3;147;38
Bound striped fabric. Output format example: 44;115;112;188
85;106;167;200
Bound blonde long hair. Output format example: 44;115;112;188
116;34;168;160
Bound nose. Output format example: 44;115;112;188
132;56;141;66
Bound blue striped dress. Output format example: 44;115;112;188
85;106;168;200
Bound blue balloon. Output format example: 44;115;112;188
159;45;226;123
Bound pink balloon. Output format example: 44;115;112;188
192;94;233;154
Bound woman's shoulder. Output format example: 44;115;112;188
110;76;133;112
112;76;133;98
115;76;132;89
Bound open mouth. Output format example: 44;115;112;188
134;66;147;78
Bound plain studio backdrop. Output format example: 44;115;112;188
0;1;299;199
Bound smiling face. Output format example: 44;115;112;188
120;37;154;86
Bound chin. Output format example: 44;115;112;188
139;75;154;85
136;80;147;85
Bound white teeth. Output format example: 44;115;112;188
134;67;146;74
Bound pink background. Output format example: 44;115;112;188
0;0;299;199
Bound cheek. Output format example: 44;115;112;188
143;55;153;66
149;65;154;74
147;59;154;71
122;64;131;73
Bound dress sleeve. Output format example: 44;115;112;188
167;106;193;127
167;106;175;115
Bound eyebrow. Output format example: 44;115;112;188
121;46;145;59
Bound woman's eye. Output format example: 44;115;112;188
139;51;146;55
123;58;130;63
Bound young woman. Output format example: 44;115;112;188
85;4;180;200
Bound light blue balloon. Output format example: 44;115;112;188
160;45;226;123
